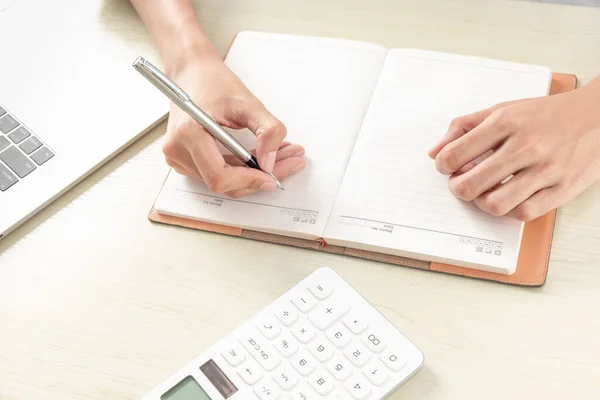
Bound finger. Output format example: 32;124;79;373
447;147;527;201
427;98;533;160
222;144;305;166
473;166;556;217
428;108;494;159
504;185;564;222
238;102;287;173
162;141;202;177
187;130;274;194
435;109;514;175
225;157;306;198
166;157;198;177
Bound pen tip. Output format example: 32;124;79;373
268;172;284;190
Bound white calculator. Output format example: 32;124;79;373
142;267;424;400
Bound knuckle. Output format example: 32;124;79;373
450;178;474;201
484;195;505;216
161;139;180;158
515;203;535;221
260;120;287;140
448;117;466;132
226;191;243;199
537;161;559;181
489;108;516;133
439;148;459;172
204;172;227;193
164;156;177;168
522;142;547;160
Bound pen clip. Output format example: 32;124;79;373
132;56;190;103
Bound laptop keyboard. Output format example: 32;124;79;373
0;104;54;192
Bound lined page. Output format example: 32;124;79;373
324;49;551;273
154;32;387;238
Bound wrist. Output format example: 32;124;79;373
161;22;221;76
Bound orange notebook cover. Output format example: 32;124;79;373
148;33;577;287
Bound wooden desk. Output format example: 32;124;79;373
1;0;599;399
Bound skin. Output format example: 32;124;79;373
428;75;600;221
130;0;306;198
131;1;600;217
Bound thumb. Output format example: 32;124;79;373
239;102;287;173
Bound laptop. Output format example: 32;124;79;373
0;0;168;239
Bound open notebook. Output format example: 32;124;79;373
151;31;568;279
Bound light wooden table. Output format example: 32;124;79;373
1;1;600;399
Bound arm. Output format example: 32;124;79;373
130;0;306;197
129;0;219;74
428;75;600;221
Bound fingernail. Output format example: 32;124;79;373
293;150;305;157
260;181;277;191
264;151;276;173
291;162;306;175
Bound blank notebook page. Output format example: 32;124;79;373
153;32;387;238
324;49;552;273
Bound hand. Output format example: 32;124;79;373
428;77;600;221
162;54;305;198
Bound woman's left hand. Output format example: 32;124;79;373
428;76;600;221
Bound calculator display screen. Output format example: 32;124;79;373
199;359;238;398
161;376;212;400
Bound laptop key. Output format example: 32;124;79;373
0;106;6;117
8;126;31;144
0;146;36;178
31;146;54;165
0;114;19;134
19;136;42;154
0;136;9;152
0;163;18;191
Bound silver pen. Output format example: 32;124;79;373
132;56;283;190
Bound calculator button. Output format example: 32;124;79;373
325;323;352;348
344;374;372;399
254;378;281;400
342;314;368;334
273;303;299;326
240;329;281;372
307;282;332;300
308;298;349;330
237;358;263;385
343;341;370;367
258;315;282;339
326;354;353;381
273;332;299;358
221;342;246;366
360;330;387;353
291;318;317;344
291;290;316;313
289;349;317;376
362;359;389;386
380;348;407;372
308;336;334;362
273;362;299;391
307;368;335;396
289;385;319;400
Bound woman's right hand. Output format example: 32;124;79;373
161;46;306;198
